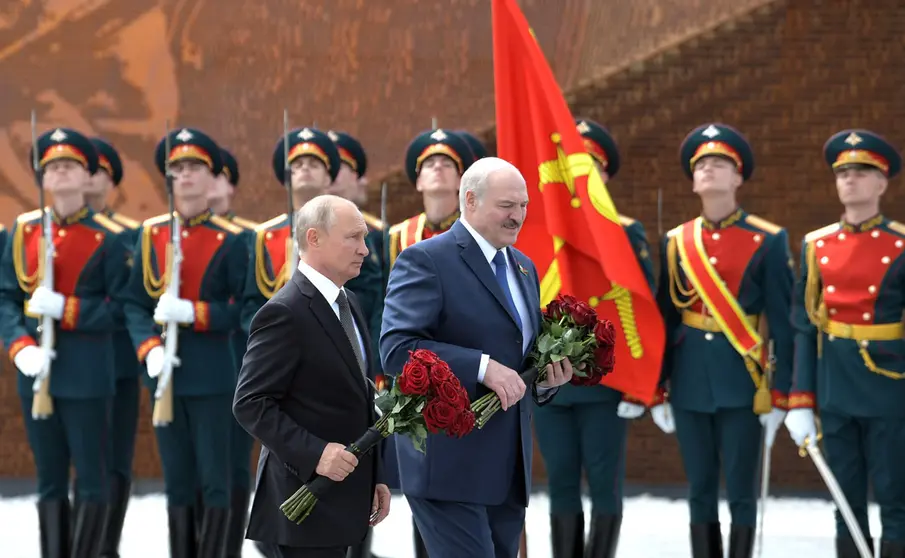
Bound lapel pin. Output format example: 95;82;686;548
517;262;529;276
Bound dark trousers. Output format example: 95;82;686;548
152;393;232;508
673;407;762;526
21;395;110;502
534;401;627;515
822;410;905;543
108;376;140;480
408;446;526;558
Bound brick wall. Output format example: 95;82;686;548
2;0;904;494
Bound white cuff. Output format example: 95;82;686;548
477;353;489;383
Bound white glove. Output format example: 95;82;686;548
145;346;166;379
154;293;195;324
14;345;46;377
759;408;787;448
26;286;65;320
616;401;646;419
784;408;818;447
650;403;676;434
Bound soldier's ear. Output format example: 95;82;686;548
877;173;888;197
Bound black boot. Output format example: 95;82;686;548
198;507;230;558
881;540;905;558
194;491;205;544
71;501;108;557
168;506;197;558
413;520;429;558
346;527;374;558
548;513;584;558
585;514;621;558
836;537;874;558
690;523;723;558
100;475;131;557
225;488;250;558
727;525;754;558
37;499;70;558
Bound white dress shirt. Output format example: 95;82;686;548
297;260;367;373
458;218;535;383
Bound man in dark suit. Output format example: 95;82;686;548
380;157;575;558
234;194;391;558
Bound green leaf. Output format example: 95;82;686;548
549;322;564;337
562;328;576;343
392;399;406;414
550;353;566;362
375;393;394;413
415;400;425;413
387;416;395;434
537;333;556;353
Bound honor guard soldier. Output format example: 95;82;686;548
534;118;656;558
785;130;905;558
240;127;341;333
387;129;474;270
211;146;259;558
456;130;489;161
649;124;794;557
0;127;130;557
121;128;249;557
87;137;143;558
386;128;473;558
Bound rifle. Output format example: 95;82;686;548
31;110;55;419
284;110;299;276
153;122;183;427
380;181;388;273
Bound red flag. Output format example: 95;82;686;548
492;0;665;403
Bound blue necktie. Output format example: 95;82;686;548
493;250;522;330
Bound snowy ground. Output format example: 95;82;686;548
0;487;884;557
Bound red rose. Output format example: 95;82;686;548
448;410;476;437
454;385;471;410
435;378;463;407
411;349;440;365
570;301;597;328
397;361;430;396
594;319;616;347
570;364;604;386
544;299;565;320
422;399;458;433
559;294;579;311
429;361;453;385
594;345;616;374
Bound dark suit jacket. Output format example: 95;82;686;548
233;269;381;548
380;219;553;508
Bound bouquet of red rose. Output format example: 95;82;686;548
471;294;618;428
280;349;476;523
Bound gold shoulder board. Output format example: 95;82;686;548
804;223;841;243
16;208;43;224
362;212;385;231
255;213;289;232
93;213;125;234
210;215;243;235
143;213;172;228
745;214;783;235
888;221;905;236
110;212;140;229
